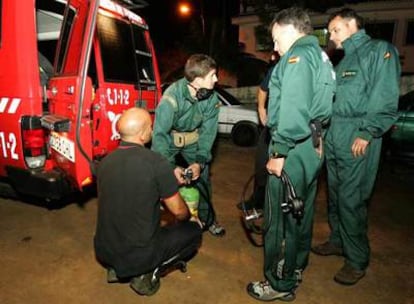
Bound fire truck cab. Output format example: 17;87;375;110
0;0;161;201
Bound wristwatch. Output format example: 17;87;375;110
270;152;286;159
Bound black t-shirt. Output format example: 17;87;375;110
260;65;275;92
94;141;178;267
259;65;276;111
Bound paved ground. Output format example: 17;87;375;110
0;137;413;304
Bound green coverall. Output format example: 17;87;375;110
325;30;400;271
151;78;220;227
265;35;336;292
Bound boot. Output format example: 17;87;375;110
311;241;343;256
334;263;365;285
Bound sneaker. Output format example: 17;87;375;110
294;269;302;288
129;272;160;296
311;241;343;256
246;280;296;302
208;222;226;237
334;263;365;285
106;268;119;283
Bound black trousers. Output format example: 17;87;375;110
100;221;202;278
251;126;271;209
154;221;202;268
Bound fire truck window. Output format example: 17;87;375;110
97;14;137;84
38;52;53;86
132;24;156;85
56;7;76;74
88;48;98;87
37;40;57;68
406;20;414;45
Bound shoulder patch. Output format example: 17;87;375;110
288;56;300;64
384;51;391;60
215;102;221;108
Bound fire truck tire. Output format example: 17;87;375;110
0;182;18;199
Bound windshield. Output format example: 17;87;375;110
216;87;241;106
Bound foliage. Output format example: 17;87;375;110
172;1;241;75
253;0;345;52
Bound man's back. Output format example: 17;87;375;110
93;107;201;295
95;141;177;258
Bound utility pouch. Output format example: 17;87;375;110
172;129;199;147
309;120;322;148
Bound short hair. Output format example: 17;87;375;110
270;7;313;35
184;54;217;82
328;8;364;29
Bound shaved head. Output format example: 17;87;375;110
117;108;152;144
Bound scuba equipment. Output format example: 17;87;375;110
196;174;216;231
182;168;194;183
239;173;264;247
178;166;214;229
239;169;304;247
179;183;199;218
180;168;199;217
280;171;304;220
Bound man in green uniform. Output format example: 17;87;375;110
152;54;225;237
247;7;335;301
312;8;401;285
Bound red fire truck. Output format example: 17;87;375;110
0;0;161;202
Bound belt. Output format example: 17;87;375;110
171;129;199;147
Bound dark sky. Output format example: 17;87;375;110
138;0;240;52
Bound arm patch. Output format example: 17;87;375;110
288;56;300;64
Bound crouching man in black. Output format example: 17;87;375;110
94;108;202;296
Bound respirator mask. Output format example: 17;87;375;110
188;83;214;101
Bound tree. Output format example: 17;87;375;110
252;0;345;52
155;0;240;79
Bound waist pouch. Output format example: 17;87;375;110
172;129;199;147
309;120;322;148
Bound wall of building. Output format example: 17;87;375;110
232;1;414;74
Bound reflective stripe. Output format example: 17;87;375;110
163;94;177;110
9;98;21;113
0;97;21;113
0;98;8;112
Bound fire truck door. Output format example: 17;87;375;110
46;0;99;189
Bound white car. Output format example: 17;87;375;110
216;87;260;147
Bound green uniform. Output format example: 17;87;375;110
265;35;335;291
325;30;400;270
151;78;220;226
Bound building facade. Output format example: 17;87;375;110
232;1;414;74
